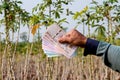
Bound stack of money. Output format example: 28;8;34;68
42;23;78;58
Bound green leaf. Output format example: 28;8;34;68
0;8;2;14
109;0;118;3
55;12;60;18
91;21;95;27
17;1;22;4
90;1;98;5
58;18;69;24
73;12;79;20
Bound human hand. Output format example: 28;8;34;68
58;29;87;48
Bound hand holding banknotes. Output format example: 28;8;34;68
42;24;78;58
59;29;87;48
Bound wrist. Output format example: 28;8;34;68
82;37;87;48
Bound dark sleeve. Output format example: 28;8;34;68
84;38;99;56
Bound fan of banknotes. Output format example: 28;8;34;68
42;23;78;58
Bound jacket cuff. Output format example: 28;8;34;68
84;38;99;56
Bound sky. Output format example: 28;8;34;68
0;0;103;42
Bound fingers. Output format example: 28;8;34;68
58;29;77;43
58;34;71;43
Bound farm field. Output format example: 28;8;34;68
0;42;120;80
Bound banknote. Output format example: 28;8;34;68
42;23;78;58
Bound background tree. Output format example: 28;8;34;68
73;0;120;43
0;0;30;43
30;0;73;38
